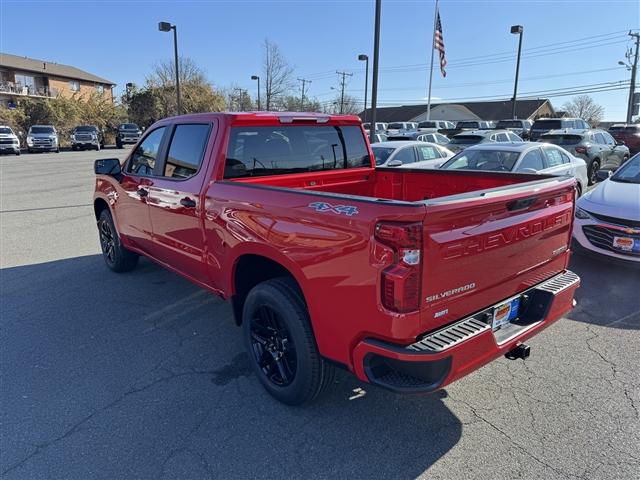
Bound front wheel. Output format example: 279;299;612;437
588;159;600;186
97;209;139;272
242;277;334;405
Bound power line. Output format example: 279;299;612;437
335;71;353;114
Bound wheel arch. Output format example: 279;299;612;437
94;197;110;220
229;249;308;327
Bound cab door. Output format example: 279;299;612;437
146;122;215;285
115;126;169;254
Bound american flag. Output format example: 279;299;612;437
434;10;447;77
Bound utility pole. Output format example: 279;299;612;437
626;31;639;123
297;78;311;111
336;71;353;114
233;87;249;111
369;0;381;144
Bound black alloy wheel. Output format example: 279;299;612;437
99;218;116;265
249;305;297;387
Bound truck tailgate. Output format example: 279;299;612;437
420;177;576;332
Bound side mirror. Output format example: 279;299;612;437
387;159;403;167
595;169;612;182
95;158;122;177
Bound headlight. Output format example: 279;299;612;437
12;138;19;144
26;136;33;145
575;207;593;220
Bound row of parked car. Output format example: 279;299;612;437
0;123;144;155
368;118;637;187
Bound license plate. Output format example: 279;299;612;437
613;236;640;252
492;296;521;330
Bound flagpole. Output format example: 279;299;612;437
426;0;439;121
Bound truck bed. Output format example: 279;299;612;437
231;166;554;203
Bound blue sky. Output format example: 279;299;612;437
1;0;638;120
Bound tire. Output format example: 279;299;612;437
97;209;139;272
15;150;20;156
116;139;123;149
27;148;33;154
55;147;60;153
95;143;101;151
588;159;600;186
576;183;582;198
242;277;335;405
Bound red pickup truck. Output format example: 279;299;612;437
93;112;580;405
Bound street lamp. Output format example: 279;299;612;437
510;24;524;119
358;54;369;125
158;21;181;115
251;75;261;110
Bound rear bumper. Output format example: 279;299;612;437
352;270;580;393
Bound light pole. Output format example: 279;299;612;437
510;25;523;119
251;75;261;110
158;21;181;115
358;54;369;125
369;0;381;144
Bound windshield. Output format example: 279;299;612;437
418;122;436;128
120;123;139;130
450;135;483;145
74;126;96;132
441;149;520;171
496;120;522;129
0;127;13;135
539;134;583;145
30;126;54;134
371;146;396;166
533;120;562;130
457;121;479;129
224;125;370;178
387;123;404;130
611;154;640;184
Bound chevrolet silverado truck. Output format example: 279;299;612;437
116;123;142;149
93;112;580;405
71;125;105;151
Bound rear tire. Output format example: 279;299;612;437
116;139;123;149
242;277;335;405
588;159;600;186
97;209;139;272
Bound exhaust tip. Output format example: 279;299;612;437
505;343;530;360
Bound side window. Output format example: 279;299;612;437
163;124;211;179
517;149;545;171
393;146;417;164
543;147;566;167
496;132;509;142
602;132;615;145
417;145;440;161
594;132;606;144
127;127;166;176
507;132;520;141
436;134;448;143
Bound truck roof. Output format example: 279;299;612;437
157;111;362;126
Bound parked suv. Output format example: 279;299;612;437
71;125;104;151
26;125;59;153
495;119;533;140
416;120;456;133
386;122;417;135
609;124;640;154
0;125;21;155
538;129;629;185
116;123;142;148
447;129;522;153
530;118;590;141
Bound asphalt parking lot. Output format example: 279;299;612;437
1;149;639;480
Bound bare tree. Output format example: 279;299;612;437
262;39;294;111
562;95;605;126
329;94;361;115
146;56;208;88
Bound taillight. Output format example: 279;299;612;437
575;146;588;154
375;222;422;313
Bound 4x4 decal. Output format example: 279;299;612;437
308;202;359;216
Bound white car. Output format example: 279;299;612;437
416;120;456;132
0;125;21;155
416;132;450;146
371;140;455;169
573;153;640;265
385;122;417;136
440;142;588;195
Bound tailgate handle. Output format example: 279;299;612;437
506;197;537;211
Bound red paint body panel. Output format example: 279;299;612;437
94;112;579;387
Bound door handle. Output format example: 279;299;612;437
137;187;148;197
180;197;196;208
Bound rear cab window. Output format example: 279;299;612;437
224;125;370;178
